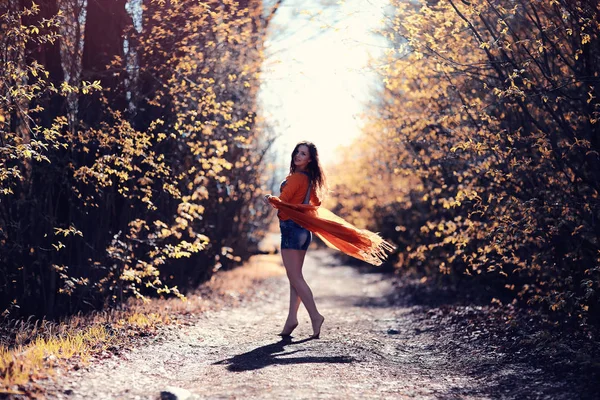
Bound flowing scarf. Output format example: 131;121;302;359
268;197;395;266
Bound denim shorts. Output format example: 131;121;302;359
279;219;312;251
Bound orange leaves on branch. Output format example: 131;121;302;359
329;0;600;325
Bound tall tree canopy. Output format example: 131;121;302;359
328;0;600;326
0;0;280;318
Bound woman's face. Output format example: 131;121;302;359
293;145;311;170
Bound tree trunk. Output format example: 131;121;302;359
79;0;130;127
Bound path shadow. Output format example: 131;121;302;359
213;336;354;372
349;277;506;309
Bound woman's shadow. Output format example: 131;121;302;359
213;336;354;372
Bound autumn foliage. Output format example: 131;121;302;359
329;0;600;325
0;0;276;318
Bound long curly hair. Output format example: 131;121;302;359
289;141;327;197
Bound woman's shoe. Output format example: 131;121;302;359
278;322;298;337
310;315;325;339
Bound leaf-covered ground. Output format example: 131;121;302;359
29;249;600;399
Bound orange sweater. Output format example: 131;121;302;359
272;172;321;220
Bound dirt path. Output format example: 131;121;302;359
43;249;593;400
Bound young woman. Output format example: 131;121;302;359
265;141;393;339
264;141;326;339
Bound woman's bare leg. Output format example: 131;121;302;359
279;284;301;336
280;248;306;335
281;249;325;338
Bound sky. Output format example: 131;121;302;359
259;0;391;170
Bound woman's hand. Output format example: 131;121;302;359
263;194;273;207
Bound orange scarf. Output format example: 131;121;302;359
268;197;395;266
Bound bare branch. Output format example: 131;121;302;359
263;0;283;30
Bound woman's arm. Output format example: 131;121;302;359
267;173;307;204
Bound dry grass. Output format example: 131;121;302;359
0;251;284;395
0;313;161;394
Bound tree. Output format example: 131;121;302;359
78;0;131;127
